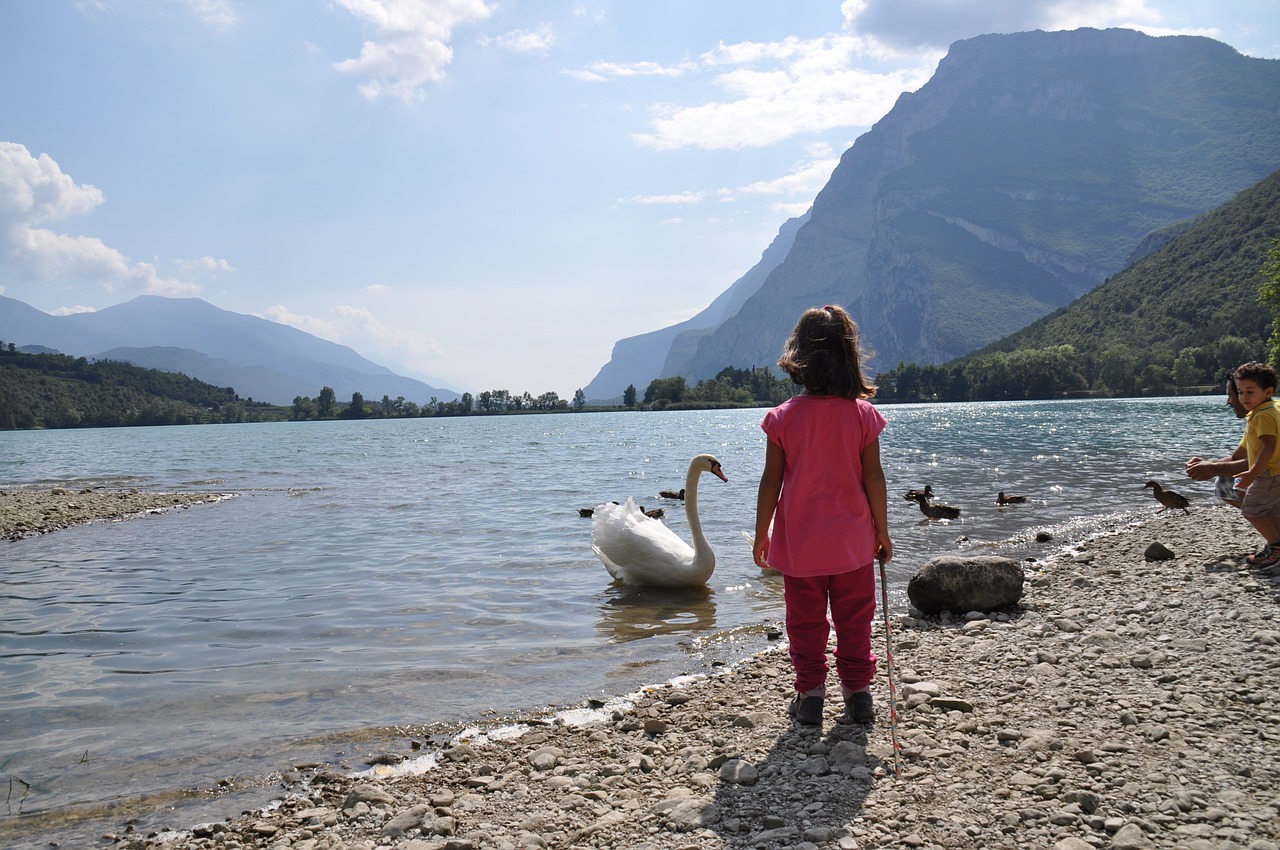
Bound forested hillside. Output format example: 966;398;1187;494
0;350;284;429
876;168;1280;401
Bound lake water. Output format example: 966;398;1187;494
0;396;1244;846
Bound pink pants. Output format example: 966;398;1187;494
783;565;877;694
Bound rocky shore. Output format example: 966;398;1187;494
5;491;1277;850
0;486;227;540
69;504;1271;850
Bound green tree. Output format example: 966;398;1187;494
317;386;336;417
1098;346;1138;395
345;391;366;419
1212;336;1255;376
291;395;316;420
572;388;586;409
644;376;687;404
1172;347;1208;391
1260;239;1280;367
623;384;637;407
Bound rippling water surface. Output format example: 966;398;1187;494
0;397;1243;845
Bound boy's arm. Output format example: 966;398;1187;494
1186;445;1248;480
754;439;785;569
1238;434;1276;489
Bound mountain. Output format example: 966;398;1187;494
977;167;1280;367
0;295;460;405
594;28;1280;387
582;211;809;401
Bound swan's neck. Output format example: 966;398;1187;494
684;465;712;566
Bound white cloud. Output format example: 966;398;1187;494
259;302;446;362
334;0;493;104
840;0;1165;50
771;201;814;218
580;59;698;78
177;255;235;274
630;35;937;151
172;0;240;31
0;142;199;296
489;23;556;54
737;154;840;196
258;304;341;339
365;283;392;294
50;304;98;316
630;190;707;205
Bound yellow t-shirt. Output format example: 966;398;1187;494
1243;400;1280;475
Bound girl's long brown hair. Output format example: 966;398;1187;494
777;305;876;400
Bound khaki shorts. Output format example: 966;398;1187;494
1241;471;1280;518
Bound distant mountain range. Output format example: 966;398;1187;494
583;211;809;401
584;28;1280;401
0;295;460;405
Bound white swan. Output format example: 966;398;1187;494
591;454;727;587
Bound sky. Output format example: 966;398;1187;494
1;1;1278;398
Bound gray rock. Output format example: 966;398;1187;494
381;803;431;838
1111;823;1154;848
1144;542;1176;560
718;758;759;785
342;783;397;811
907;555;1025;615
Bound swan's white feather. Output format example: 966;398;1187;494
590;453;724;588
591;497;697;585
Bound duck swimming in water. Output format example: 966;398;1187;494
911;491;961;520
996;491;1027;506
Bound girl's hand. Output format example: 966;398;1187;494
753;536;773;570
876;530;893;563
1236;473;1257;491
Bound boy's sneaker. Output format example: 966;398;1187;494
1248;544;1280;567
788;694;824;726
843;691;875;725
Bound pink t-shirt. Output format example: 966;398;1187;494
761;394;886;576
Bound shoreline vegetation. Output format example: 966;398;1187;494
0;348;1247;432
4;492;1278;849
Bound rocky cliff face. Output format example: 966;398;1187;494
612;28;1280;383
582;212;808;401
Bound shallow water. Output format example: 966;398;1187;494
0;396;1243;845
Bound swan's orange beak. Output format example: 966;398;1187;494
712;464;728;482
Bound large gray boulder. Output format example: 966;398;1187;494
907;556;1025;615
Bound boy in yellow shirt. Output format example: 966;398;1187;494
1233;361;1280;566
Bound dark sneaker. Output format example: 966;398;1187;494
1248;544;1280;567
843;691;874;724
1247;544;1277;566
788;694;824;726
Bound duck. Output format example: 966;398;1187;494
591;454;728;587
579;501;620;518
996;491;1027;506
1143;480;1191;514
642;507;665;520
659;488;685;501
903;485;934;502
911;491;961;520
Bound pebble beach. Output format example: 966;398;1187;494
0;486;227;540
5;491;1280;850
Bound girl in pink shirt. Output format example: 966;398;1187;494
753;305;892;727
